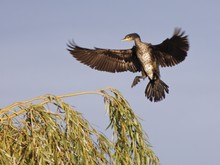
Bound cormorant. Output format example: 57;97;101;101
67;28;189;102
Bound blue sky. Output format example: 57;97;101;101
1;1;220;164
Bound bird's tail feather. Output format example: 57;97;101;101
145;79;169;102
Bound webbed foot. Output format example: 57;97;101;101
131;76;143;87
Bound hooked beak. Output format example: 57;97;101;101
121;38;132;42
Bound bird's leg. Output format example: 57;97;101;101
131;76;143;87
131;71;147;88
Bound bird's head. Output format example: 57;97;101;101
122;33;140;42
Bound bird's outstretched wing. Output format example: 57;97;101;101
152;28;189;67
67;41;141;73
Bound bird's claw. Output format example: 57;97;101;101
131;76;142;87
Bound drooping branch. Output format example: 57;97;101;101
0;87;160;165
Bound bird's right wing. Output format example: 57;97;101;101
67;41;141;73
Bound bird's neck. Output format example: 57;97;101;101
134;38;142;46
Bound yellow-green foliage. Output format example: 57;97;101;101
0;87;160;165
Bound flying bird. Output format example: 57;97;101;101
67;28;189;102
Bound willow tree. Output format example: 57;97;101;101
0;87;160;165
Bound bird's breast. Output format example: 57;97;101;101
137;51;155;79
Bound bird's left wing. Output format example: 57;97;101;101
67;41;141;73
152;28;189;67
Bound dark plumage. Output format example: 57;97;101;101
67;28;189;102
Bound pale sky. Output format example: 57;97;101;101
1;1;220;164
